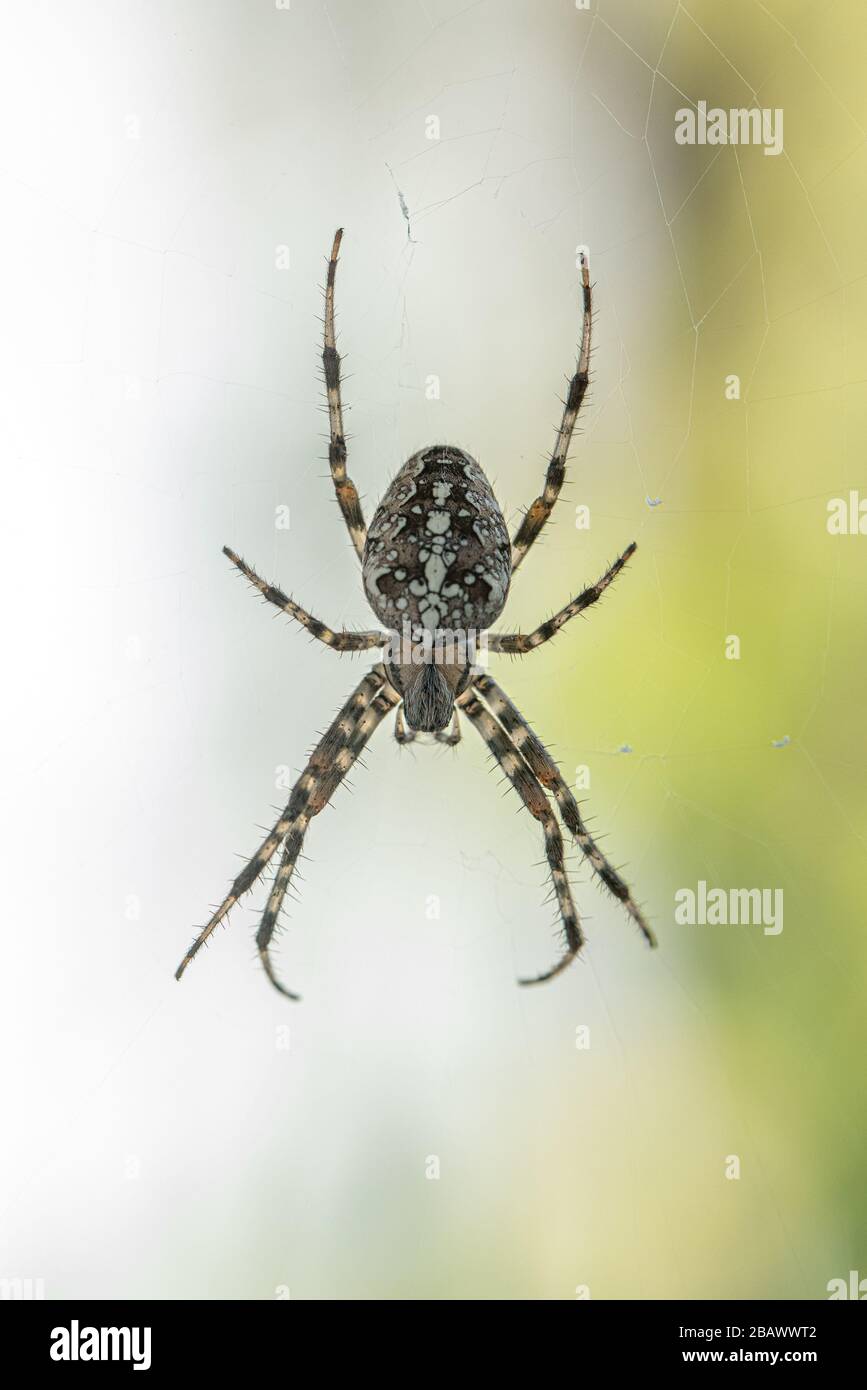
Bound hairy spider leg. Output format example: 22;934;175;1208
488;543;636;654
223;546;387;651
472;673;655;947
175;667;389;984
323;228;367;560
255;684;399;998
510;251;593;573
459;691;585;984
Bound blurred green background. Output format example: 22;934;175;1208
2;0;865;1300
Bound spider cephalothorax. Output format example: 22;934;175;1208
176;230;655;999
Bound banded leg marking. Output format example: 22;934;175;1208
473;673;655;947
460;692;584;985
223;546;386;651
489;543;637;654
175;668;388;984
510;252;593;572
323;228;366;559
256;686;399;998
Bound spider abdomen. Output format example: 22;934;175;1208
362;445;511;636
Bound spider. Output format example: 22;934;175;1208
175;230;656;999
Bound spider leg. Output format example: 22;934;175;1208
489;543;636;654
323;228;367;561
256;686;398;998
510;251;592;574
175;667;390;984
472;673;655;947
394;706;459;746
435;710;461;746
223;546;386;651
459;691;584;985
393;705;416;745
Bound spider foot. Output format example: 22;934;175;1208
517;949;580;986
258;943;302;1002
175;893;239;982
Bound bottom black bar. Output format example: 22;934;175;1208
4;1297;862;1373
